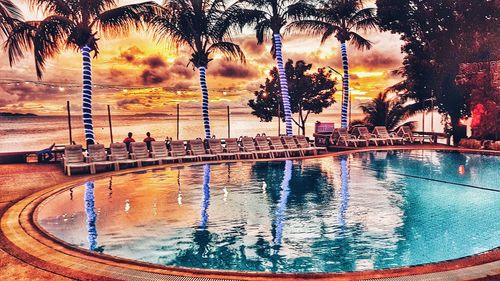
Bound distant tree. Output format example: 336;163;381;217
248;60;336;135
0;0;22;38
358;92;413;131
288;0;378;129
376;0;498;142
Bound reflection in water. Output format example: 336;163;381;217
177;168;182;205
200;164;211;228
84;181;98;251
339;155;350;228
273;160;292;254
108;177;113;199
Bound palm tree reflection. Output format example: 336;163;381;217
339;155;350;229
84;181;99;252
273;160;293;255
200;164;211;228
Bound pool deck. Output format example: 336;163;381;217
0;144;499;281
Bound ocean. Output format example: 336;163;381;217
0;113;359;152
0;111;448;153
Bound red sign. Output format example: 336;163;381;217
315;122;335;134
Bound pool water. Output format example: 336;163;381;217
37;150;500;273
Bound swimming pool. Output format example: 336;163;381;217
36;150;500;273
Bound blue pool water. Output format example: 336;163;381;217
37;150;500;273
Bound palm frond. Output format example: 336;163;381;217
0;0;23;36
93;1;159;36
285;20;334;38
26;0;73;17
348;7;378;30
3;20;38;66
348;31;372;50
208;41;246;63
285;2;316;21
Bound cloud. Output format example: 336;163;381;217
117;98;142;109
141;69;170;85
142;55;167;69
210;60;258;79
118;46;144;63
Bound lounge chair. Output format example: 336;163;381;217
332;128;367;147
169;141;199;162
352;127;386;146
254;136;277;159
281;136;306;157
373;126;405;145
241;136;271;159
63;145;94;176
109;143;139;170
268;136;290;158
188;139;218;161
151;141;180;164
294;135;327;155
207;139;237;160
225;138;254;159
396;126;433;144
130;142;161;167
87;144;115;173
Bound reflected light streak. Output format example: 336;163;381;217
273;160;293;255
84;181;98;251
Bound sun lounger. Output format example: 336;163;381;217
294;135;326;155
63;145;94;176
241;136;271;159
151;141;180;164
207;139;237;160
87;144;115;173
109;143;139;170
188;139;218;161
373;126;405;145
332;128;367;147
169;140;199;162
254;136;277;159
225;138;254;159
396;126;433;144
352;127;386;146
268;136;290;158
130;142;161;167
281;136;305;157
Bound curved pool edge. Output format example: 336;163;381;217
2;147;500;281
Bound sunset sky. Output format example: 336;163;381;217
0;0;404;116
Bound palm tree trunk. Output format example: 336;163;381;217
198;66;211;139
273;33;293;136
340;41;350;129
81;45;95;145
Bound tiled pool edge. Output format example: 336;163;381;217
1;147;500;280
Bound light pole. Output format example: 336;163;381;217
328;66;351;126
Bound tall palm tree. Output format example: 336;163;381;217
0;0;22;38
359;92;411;131
289;0;378;129
229;0;315;136
147;0;245;139
4;0;157;145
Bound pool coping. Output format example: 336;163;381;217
1;146;499;280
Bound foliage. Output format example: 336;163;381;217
358;92;414;131
146;0;245;68
0;0;22;37
287;0;378;48
376;0;499;136
248;59;336;135
228;0;315;57
4;0;158;78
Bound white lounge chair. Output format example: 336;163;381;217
63;145;94;176
130;142;161;167
109;143;138;170
151;141;180;164
225;138;254;159
87;144;115;173
169;141;199;162
282;136;307;156
241;136;271;159
396;126;434;144
294;135;326;155
332;128;367;147
207;139;238;160
352;127;386;146
188;139;218;161
268;136;290;158
373;126;405;145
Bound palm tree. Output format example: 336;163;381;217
359;92;411;131
230;0;315;136
4;0;157;145
289;0;378;129
147;0;245;139
0;0;22;38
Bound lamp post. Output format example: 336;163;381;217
328;66;351;126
